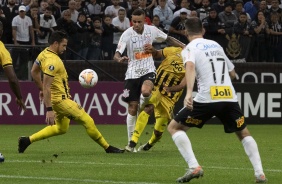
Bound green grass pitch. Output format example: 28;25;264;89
0;124;281;184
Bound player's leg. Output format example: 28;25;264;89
130;104;154;149
67;99;124;153
122;79;140;144
18;107;71;153
219;102;267;183
138;100;170;151
139;73;155;111
168;102;210;182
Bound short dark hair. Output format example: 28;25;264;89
48;31;68;44
132;9;145;16
184;17;203;36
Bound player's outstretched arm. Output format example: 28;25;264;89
3;65;26;111
166;36;186;48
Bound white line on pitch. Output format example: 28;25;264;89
0;175;159;184
6;160;282;173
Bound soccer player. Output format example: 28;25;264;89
113;9;185;151
0;21;26;111
127;45;186;152
18;31;124;154
167;17;267;183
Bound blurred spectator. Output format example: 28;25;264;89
211;0;225;14
169;9;189;44
87;0;103;18
1;0;19;44
104;0;125;18
268;12;282;62
37;6;57;45
202;8;226;40
152;15;167;49
127;0;138;20
57;0;69;11
0;7;8;43
139;0;156;20
268;0;282;22
234;12;253;36
244;0;259;20
112;9;130;51
119;0;129;11
233;1;251;22
192;0;203;10
20;0;34;12
87;16;103;60
259;0;270;21
153;0;173;32
167;0;177;12
218;3;237;34
190;10;198;17
173;0;191;19
26;4;40;44
75;0;90;17
11;5;35;80
62;0;79;22
101;15;119;60
47;0;61;20
197;0;211;21
56;9;77;59
74;13;93;59
39;0;48;14
251;10;270;62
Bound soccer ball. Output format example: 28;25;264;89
0;153;4;163
79;69;98;88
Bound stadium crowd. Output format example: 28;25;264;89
0;0;282;63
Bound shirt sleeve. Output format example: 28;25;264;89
152;25;167;42
0;43;13;67
42;59;58;77
115;29;130;54
181;46;195;66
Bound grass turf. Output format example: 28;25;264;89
0;124;281;184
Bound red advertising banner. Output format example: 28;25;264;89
0;81;127;125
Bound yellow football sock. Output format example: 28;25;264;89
131;111;150;144
148;117;167;145
76;113;109;149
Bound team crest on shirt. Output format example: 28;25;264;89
122;89;130;98
48;65;55;71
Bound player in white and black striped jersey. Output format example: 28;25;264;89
113;9;185;151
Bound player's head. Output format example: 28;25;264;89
48;31;68;54
184;17;204;39
132;9;146;34
0;21;3;39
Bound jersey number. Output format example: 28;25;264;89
209;58;225;84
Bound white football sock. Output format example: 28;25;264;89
126;114;136;143
172;131;199;168
242;136;264;176
139;94;151;110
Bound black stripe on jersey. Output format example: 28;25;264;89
43;72;54;77
47;49;58;55
156;69;181;99
2;63;12;68
62;79;69;98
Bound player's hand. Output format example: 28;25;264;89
144;44;154;53
184;94;193;110
16;98;26;111
118;56;129;63
46;111;55;126
39;91;43;103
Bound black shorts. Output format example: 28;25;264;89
174;101;246;133
122;72;156;102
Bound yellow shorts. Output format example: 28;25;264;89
149;89;175;120
53;99;85;122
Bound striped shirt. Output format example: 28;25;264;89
116;24;168;79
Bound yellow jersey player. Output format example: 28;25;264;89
18;31;124;154
0;21;26;111
126;45;186;152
